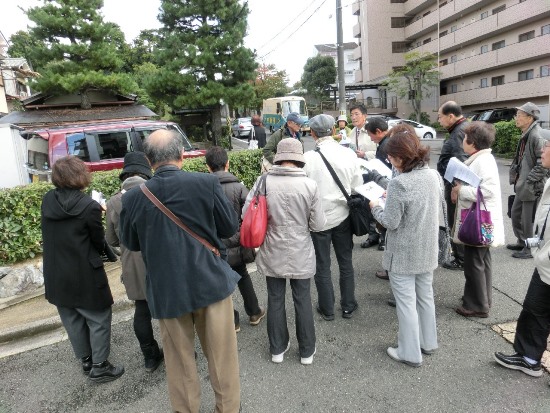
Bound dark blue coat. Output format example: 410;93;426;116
119;165;240;319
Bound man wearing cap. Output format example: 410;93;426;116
508;102;548;259
349;103;376;160
304;114;363;320
262;112;304;171
105;152;164;373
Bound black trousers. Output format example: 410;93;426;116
233;263;261;317
462;246;492;313
445;183;464;263
514;269;550;361
134;300;156;350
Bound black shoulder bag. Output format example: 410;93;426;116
316;149;370;236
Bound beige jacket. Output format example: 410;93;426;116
348;126;376;159
243;166;326;279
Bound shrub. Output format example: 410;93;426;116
492;120;521;156
0;149;263;265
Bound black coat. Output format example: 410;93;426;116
119;165;240;319
253;125;267;148
41;189;113;310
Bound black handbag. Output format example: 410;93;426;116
316;149;370;236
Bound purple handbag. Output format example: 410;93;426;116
458;186;494;246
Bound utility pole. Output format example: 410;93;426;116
336;0;347;117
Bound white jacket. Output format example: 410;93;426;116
452;149;505;247
304;137;364;231
348;126;376;159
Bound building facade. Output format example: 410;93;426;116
352;0;550;124
315;42;359;86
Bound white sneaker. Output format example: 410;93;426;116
271;342;290;363
300;348;316;365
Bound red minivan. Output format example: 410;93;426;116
21;120;206;178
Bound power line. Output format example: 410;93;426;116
256;0;322;52
260;0;329;59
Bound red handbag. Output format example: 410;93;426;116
240;175;268;248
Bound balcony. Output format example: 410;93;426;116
354;69;363;83
439;0;494;23
439;0;550;52
441;77;548;106
404;10;439;39
404;0;432;16
408;38;438;55
352;45;362;61
353;22;361;38
439;36;550;80
351;0;360;16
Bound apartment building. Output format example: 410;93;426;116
315;42;360;85
352;0;550;123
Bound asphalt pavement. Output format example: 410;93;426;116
0;139;549;413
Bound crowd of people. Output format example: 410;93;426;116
39;101;550;412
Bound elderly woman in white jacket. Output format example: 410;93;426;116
243;138;326;365
451;121;505;318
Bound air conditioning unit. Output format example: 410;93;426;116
20;92;28;98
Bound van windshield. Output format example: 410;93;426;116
281;100;306;117
135;124;193;151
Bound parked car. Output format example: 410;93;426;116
388;119;437;139
477;108;516;124
231;117;253;138
20;120;206;180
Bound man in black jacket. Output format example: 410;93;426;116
437;101;468;271
120;130;241;413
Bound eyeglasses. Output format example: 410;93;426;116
543;140;550;148
514;112;527;119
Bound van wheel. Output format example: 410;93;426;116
424;132;434;139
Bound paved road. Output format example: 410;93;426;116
0;140;549;413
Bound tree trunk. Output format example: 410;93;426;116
211;104;222;147
80;90;92;110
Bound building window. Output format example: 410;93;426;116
541;65;550;77
519;31;535;42
492;40;505;51
439;59;448;66
450;84;458;93
480;78;488;88
492;5;506;14
542;24;550;35
392;42;409;53
439;30;448;37
480;45;489;54
450;25;457;33
423;37;431;45
480;11;488;19
391;17;407;28
518;69;534;81
491;75;505;86
450;55;457;63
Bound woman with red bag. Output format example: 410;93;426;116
243;138;326;365
451;122;505;318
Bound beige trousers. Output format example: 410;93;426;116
159;296;240;413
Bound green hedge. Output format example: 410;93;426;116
492;120;521;157
0;149;263;265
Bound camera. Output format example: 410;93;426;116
525;237;542;249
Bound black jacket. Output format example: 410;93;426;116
41;189;113;310
253;125;267;148
437;118;469;178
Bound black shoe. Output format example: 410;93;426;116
512;249;533;259
375;270;389;280
142;342;164;373
493;352;542;377
506;243;524;251
442;260;464;271
81;355;92;376
377;241;385;251
316;306;335;321
88;360;125;383
360;238;379;248
342;303;358;319
387;298;396;307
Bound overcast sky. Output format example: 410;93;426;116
1;0;355;85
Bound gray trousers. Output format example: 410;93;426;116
57;306;112;363
266;277;316;358
462;246;492;313
389;271;438;364
511;196;536;243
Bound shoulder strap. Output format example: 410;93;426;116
139;184;220;257
316;148;350;201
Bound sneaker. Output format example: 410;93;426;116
493;352;542;377
316;306;335;321
300;348;316;365
142;343;164;373
386;347;421;367
88;360;125;383
271;342;290;363
421;348;436;355
342;303;358;319
378;240;385;251
387;298;396;307
249;306;266;326
235;323;241;333
442;260;464;271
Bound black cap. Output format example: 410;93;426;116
119;151;152;180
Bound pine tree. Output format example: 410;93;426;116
22;0;138;109
147;0;257;144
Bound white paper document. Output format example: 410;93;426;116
355;182;386;208
356;158;392;179
443;157;481;187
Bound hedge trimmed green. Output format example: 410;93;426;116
492;120;521;157
0;149;263;265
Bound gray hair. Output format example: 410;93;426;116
144;130;183;167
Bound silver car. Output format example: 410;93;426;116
388;119;437;139
231;117;253;138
